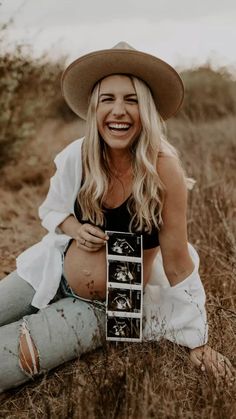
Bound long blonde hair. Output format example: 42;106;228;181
77;75;184;233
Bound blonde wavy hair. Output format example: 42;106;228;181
77;75;192;233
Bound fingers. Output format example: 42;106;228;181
209;350;235;384
189;349;202;367
86;225;109;240
213;355;235;384
76;238;103;252
220;355;234;371
190;345;235;386
75;223;109;252
83;231;107;245
77;242;101;252
212;362;233;385
189;348;206;372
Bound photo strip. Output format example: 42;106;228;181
106;231;143;342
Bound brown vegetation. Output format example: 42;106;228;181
0;45;235;418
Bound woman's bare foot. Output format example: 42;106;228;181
190;344;235;385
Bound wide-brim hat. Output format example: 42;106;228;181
61;41;184;121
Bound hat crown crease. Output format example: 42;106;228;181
112;41;135;50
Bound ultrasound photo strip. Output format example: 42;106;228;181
106;231;143;342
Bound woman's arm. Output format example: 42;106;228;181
157;155;194;285
58;215;82;239
157;155;235;383
143;155;208;350
38;139;108;251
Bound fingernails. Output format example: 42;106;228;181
201;365;205;372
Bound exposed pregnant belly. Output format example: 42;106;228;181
63;239;159;301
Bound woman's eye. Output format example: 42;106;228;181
126;98;138;103
101;98;113;102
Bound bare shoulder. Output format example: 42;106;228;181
157;153;186;195
158;140;177;158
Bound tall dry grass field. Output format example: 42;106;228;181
0;45;235;418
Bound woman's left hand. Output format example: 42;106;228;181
190;344;235;385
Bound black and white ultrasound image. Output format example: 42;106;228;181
108;288;141;312
107;317;141;340
108;260;142;285
107;232;142;258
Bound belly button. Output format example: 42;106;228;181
83;269;91;276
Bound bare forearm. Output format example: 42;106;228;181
164;257;194;286
58;215;82;239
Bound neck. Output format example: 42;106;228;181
107;149;132;174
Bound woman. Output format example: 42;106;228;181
0;42;234;393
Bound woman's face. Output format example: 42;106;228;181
96;74;142;151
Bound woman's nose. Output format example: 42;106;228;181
111;100;126;116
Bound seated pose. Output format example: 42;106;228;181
0;42;234;393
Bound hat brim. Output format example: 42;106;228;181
61;48;184;121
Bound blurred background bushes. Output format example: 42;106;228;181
0;46;65;167
180;66;236;121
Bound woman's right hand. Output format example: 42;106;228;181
75;223;109;252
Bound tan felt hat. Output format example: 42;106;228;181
61;41;184;121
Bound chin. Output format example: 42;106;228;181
109;139;133;150
102;132;138;149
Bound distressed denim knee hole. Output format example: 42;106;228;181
18;318;40;377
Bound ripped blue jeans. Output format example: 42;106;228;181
0;267;106;394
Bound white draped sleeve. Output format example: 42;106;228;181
38;138;83;233
16;138;84;309
143;243;208;349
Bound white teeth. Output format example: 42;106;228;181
108;123;130;129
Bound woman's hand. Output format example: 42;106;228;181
190;344;235;385
75;223;109;252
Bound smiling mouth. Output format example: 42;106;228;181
107;123;131;132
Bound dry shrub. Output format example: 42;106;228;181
0;22;67;168
179;66;236;122
0;51;64;167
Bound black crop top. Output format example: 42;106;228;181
74;197;159;250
